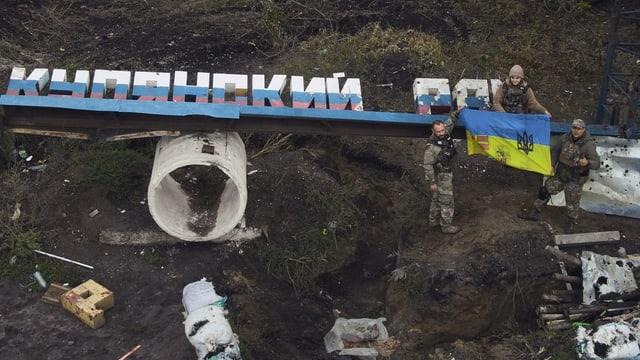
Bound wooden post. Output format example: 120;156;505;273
543;293;578;303
537;304;605;315
545;245;581;267
545;319;572;330
552;273;582;284
558;261;574;291
539;313;592;321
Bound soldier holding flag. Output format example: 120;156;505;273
518;119;600;233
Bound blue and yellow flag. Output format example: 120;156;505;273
459;109;553;175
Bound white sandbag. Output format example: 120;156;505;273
182;279;241;360
184;305;239;360
183;278;225;314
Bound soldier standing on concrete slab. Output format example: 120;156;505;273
518;119;600;233
423;108;462;234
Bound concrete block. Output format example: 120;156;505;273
61;279;114;329
413;78;451;114
453;79;492;109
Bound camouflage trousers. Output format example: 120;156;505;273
429;172;454;226
534;175;583;220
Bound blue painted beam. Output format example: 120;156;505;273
0;94;627;138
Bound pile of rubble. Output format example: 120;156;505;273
538;230;640;359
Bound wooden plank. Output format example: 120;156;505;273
554;231;620;246
551;289;580;297
537;304;605;315
552;273;582;284
558;262;573;291
103;130;180;141
543;293;578;303
545;319;572;330
40;283;71;305
545;245;581;266
7;127;91;139
539;312;591;321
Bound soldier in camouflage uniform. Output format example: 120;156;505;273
518;119;600;233
423;108;461;234
493;65;552;117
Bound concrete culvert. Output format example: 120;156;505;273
147;132;247;242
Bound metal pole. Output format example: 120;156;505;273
33;249;94;269
595;11;619;125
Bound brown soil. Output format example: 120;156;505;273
1;1;639;360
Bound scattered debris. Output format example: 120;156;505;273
88;209;100;218
260;224;269;240
41;283;71;305
27;164;47;172
539;233;640;358
538;245;640;331
33;249;94;269
10;202;21;221
576;316;640;359
223;226;262;243
100;229;183;245
61;279;114;329
117;344;142;360
182;279;241;360
324;317;396;359
33;271;47;288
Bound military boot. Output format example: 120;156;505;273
517;208;539;221
441;225;460;234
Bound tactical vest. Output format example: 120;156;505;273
556;135;589;183
502;81;530;113
429;135;457;172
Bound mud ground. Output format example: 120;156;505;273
2;137;639;359
0;1;639;359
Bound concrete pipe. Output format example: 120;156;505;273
147;132;247;242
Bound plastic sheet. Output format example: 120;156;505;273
324;317;389;360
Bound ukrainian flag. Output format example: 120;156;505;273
459;109;553;176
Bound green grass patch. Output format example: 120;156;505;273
0;225;86;288
286;24;446;80
141;247;167;268
401;272;427;298
259;186;363;295
71;142;153;202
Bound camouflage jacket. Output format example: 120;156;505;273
423;110;459;184
552;131;600;183
493;79;548;114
